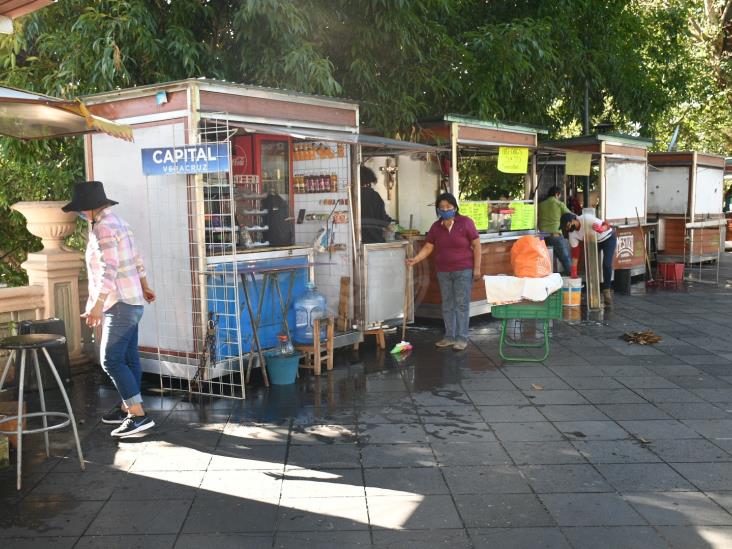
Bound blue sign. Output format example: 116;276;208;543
141;143;230;176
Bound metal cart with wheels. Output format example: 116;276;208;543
491;290;563;362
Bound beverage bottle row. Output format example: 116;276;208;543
293;143;346;161
294;174;339;193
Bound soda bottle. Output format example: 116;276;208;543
278;334;294;356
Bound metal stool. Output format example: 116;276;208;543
0;334;85;490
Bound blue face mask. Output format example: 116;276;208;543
77;212;89;222
438;209;456;219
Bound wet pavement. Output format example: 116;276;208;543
2;256;732;548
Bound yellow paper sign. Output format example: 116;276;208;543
460;201;488;230
566;151;592;176
508;202;536;230
497;147;529;174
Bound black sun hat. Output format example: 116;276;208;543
62;181;118;212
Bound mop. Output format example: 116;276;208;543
390;263;413;354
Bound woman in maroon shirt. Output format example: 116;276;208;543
407;193;481;351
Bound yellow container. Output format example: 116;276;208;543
562;277;582;307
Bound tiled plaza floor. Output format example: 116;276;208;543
2;255;732;548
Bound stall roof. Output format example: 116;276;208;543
83;78;359;111
0;0;52;19
542;133;653;148
222;120;442;154
649;151;726;170
0;85;133;141
422;114;548;136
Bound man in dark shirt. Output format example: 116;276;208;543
360;165;393;244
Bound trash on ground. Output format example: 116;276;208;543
621;330;662;345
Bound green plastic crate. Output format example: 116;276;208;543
491;290;563;320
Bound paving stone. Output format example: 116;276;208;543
455;493;556;528
208;444;287;470
655;526;732;549
598;463;695;492
277;496;370;531
555;421;629;441
361;443;436;468
24;471;124;501
111;470;204;500
431;441;512;466
619;420;702;440
503;441;586;465
595;403;672;421
561;526;669;549
87;499;191;535
624;491;732;525
289;424;358;444
281;468;364;499
682;419;732;440
562;377;625;390
520;464;611;493
469;527;571;549
572;440;660;464
477;405;546;423
442;465;532;494
373;529;471;548
615;376;681;389
364;467;448;497
692;389;732;403
539;493;646;526
671;463;732;490
655;402;731;420
467;390;531;406
287;444;361;470
491;422;565;442
512;377;572;391
0;538;78;549
415;405;484;424
368;494;462;530
358;423;428;444
522;390;589;406
539;405;609;422
274;531;371;548
423;422;496;443
411;388;473;407
633;388;705;403
182;497;278;534
577;389;648;404
649;439;732;463
0;500;105;538
75;535;176;549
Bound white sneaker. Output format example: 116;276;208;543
435;338;455;348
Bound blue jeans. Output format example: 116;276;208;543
598;232;618;291
100;302;144;408
542;233;571;274
436;269;472;343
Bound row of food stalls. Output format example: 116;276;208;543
78;79;726;390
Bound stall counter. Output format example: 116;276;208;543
409;231;534;318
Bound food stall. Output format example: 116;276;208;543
540;134;654;276
647;151;726;265
82;78;434;394
399;114;545;318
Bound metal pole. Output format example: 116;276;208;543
583;81;590;208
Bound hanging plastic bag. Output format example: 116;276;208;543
313;226;332;254
510;235;552;278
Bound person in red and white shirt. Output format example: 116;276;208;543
560;212;617;307
63;181;156;438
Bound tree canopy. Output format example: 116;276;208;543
0;0;726;285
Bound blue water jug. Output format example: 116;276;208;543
293;282;327;343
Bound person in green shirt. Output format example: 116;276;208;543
537;186;572;273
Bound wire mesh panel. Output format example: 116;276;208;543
147;116;246;399
291;140;354;321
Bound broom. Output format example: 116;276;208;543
635;207;656;287
391;263;413;354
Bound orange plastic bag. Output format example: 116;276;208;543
510;235;552;278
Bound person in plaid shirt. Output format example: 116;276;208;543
63;181;156;438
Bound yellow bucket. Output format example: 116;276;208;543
562;277;582;307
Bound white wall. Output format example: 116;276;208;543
91;124;195;352
694;166;724;216
605;159;647;221
647;166;689;215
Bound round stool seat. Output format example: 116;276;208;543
0;333;66;350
